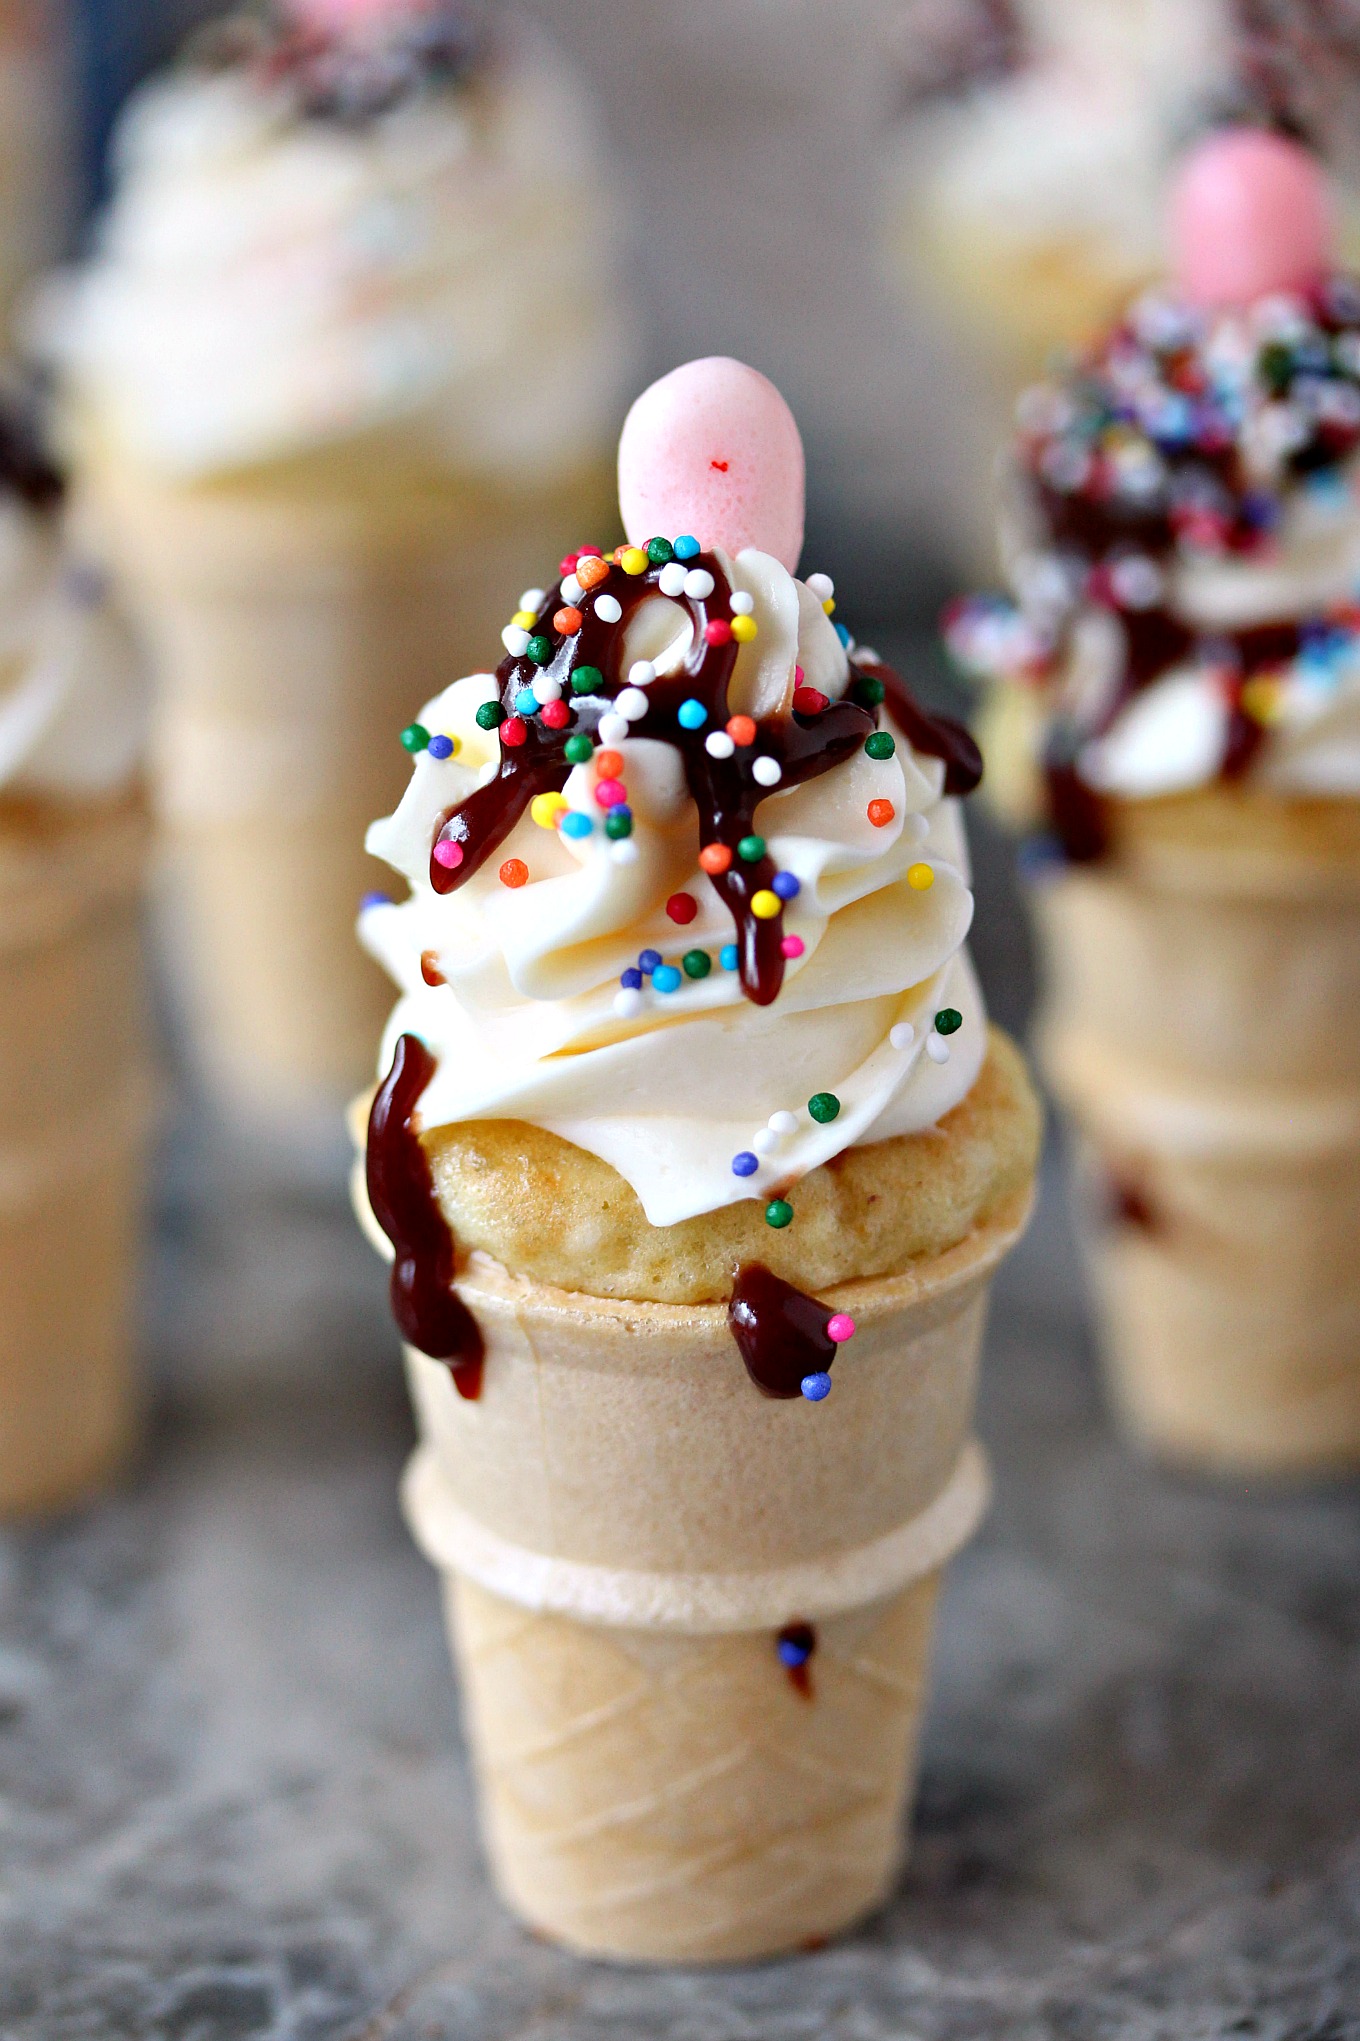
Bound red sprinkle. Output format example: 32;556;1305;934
699;843;733;874
595;777;627;809
705;618;733;646
666;892;698;924
499;858;528;888
726;714;756;746
781;934;805;958
540;699;570;729
867;799;895;828
432;839;463;869
500;716;528;748
559;552;580;575
793;686;829;716
553;606;583;635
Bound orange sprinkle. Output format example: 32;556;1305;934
420;948;446;986
576;556;610;591
867;799;895;828
726;714;756;746
499;858;529;888
595;748;624;777
553;606;583;634
699;842;733;874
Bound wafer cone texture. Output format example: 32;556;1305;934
0;794;152;1514
85;455;614;1127
1036;803;1360;1473
400;1190;1029;1960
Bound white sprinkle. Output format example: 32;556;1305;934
768;1110;798;1137
658;562;688;597
926;1033;950;1064
560;574;583;605
889;1022;916;1051
502;625;530;657
610;838;640;865
628;659;657;688
594;593;623;624
614;987;644;1018
519;587;546;612
753;1128;778;1155
683;568;715;600
806;572;834;603
752;756;782;787
597;711;629;745
729;590;755;615
705;730;735;759
531;673;563;705
616;687;650;722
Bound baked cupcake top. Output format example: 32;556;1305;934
946;129;1360;854
362;359;988;1230
47;0;633;484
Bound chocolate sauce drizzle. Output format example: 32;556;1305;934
728;1264;843;1397
366;1033;484;1397
0;401;63;514
427;549;973;1005
776;1620;818;1699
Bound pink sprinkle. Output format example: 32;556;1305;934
432;839;464;870
595;777;627;809
780;935;805;959
794;666;804;684
705;618;733;646
826;1313;856;1343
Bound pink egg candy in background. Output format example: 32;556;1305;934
282;0;425;32
1169;127;1333;310
617;357;806;574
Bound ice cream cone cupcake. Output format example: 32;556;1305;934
0;397;152;1515
353;358;1040;1960
45;0;634;1136
948;128;1360;1475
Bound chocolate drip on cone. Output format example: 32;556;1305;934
728;1263;842;1397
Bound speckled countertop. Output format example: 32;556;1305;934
3;801;1359;2041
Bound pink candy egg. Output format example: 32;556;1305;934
617;357;805;573
282;0;422;31
1169;128;1332;310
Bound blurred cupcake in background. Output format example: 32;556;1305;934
0;392;152;1515
40;0;636;1143
947;128;1360;1476
0;0;72;342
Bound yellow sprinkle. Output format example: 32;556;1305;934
822;597;836;615
1241;674;1285;725
620;547;650;576
730;614;759;643
530;792;569;829
511;609;537;630
907;863;935;891
750;888;781;919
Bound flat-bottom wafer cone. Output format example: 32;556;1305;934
394;1187;1029;1961
1034;801;1360;1474
84;454;614;1131
0;792;153;1515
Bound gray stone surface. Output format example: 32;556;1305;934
4;748;1360;2037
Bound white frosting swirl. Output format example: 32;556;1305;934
0;497;145;800
360;548;985;1227
48;31;633;483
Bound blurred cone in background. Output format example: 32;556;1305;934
42;1;634;1149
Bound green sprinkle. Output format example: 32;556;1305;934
765;1199;794;1230
852;675;886;708
682;948;711;979
934;1007;963;1035
1258;340;1295;396
865;731;896;760
527;634;554;667
571;664;604;695
474;702;505;731
807;1092;840;1123
400;722;430;753
738;834;766;862
646;536;675;564
605;810;633;840
564;733;594;765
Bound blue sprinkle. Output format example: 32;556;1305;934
777;1633;813;1666
515;688;538;716
638;948;662;974
800;1372;832;1402
611;804;633;825
560;811;593;839
427;734;454;760
674;534;701;560
677;698;707;729
772;871;800;901
720;944;739;971
731;1151;759;1177
360;890;390;910
621;967;643;990
652;964;682;994
834;622;851;648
